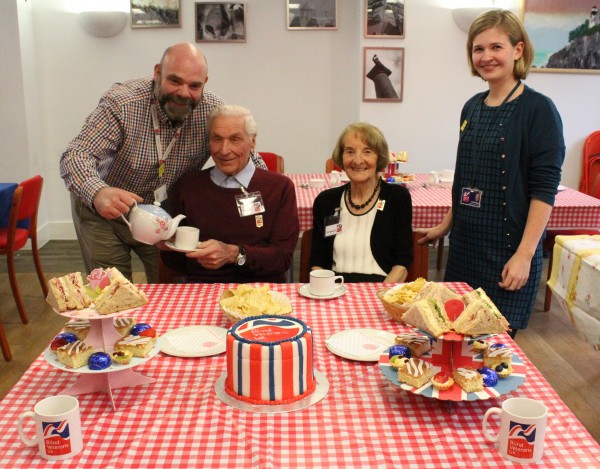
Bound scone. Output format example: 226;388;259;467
394;332;431;357
397;358;434;388
56;340;95;369
453;367;484;392
483;343;513;378
114;335;154;358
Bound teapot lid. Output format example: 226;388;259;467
137;201;171;219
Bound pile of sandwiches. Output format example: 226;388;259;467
401;282;510;337
47;268;147;315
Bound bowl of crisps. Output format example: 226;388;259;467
377;277;426;323
219;285;293;323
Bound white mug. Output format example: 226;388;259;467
175;226;199;250
309;269;344;296
328;171;342;186
309;178;325;189
428;171;440;185
18;395;83;461
482;397;548;464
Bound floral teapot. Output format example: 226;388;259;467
120;201;186;245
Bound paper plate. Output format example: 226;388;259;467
160;325;227;357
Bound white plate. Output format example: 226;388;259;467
160;325;227;357
557;184;567;191
165;240;201;253
298;284;346;300
326;328;396;362
54;306;140;320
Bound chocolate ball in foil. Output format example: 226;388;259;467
88;352;111;370
131;323;152;336
477;366;499;387
388;344;411;359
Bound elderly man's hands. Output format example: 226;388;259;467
93;187;142;219
186;239;239;269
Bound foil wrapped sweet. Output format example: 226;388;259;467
131;323;152;336
88;352;111;370
388;344;411;359
477;366;499;387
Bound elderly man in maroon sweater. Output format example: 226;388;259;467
161;104;299;283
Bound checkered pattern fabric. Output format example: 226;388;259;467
1;283;599;468
290;174;600;232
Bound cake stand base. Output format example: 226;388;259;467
215;370;329;414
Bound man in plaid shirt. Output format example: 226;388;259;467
60;43;265;283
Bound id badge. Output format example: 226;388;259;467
154;184;167;204
460;187;482;208
235;191;265;217
324;212;342;237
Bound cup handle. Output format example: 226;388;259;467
17;411;38;447
334;276;344;286
482;407;502;442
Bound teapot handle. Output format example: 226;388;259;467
119;200;137;228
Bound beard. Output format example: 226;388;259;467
153;79;200;124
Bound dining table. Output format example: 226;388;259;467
290;173;600;232
1;282;599;468
547;234;600;352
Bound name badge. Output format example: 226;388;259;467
235;192;265;217
154;184;167;204
460;187;482;208
324;212;342;237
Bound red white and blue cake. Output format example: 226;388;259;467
225;315;316;405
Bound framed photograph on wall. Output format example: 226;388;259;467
522;1;600;73
131;0;181;28
365;0;405;38
287;0;337;30
363;47;404;102
195;3;246;42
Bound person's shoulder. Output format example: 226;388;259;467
314;185;345;201
254;168;293;186
201;90;225;107
381;180;411;199
521;85;557;107
101;77;152;106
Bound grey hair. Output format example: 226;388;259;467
208;104;258;137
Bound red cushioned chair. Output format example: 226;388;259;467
0;175;48;327
579;130;600;195
325;158;342;173
258;152;285;174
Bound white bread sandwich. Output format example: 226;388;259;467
94;280;148;315
47;272;92;312
402;298;452;338
452;300;510;335
415;282;460;304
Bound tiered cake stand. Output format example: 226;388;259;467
44;307;159;411
379;329;526;402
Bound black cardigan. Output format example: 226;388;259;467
310;181;413;276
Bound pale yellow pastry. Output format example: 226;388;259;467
56;340;95;369
396;358;434;388
63;319;91;341
114;335;153;358
453;367;484;392
483;344;513;378
394;332;431;357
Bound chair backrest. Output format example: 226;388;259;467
259;152;285;174
325;158;342;173
298;229;429;283
579;131;600;193
18;175;43;231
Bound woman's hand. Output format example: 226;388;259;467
499;251;531;291
415;209;452;245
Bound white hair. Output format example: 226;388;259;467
208;104;258;137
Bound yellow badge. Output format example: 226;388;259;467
460;119;468;132
255;214;264;228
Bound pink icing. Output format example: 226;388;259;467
88;268;110;290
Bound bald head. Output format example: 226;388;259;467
153;43;209;124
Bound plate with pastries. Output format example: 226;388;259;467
378;332;526;401
46;268;148;319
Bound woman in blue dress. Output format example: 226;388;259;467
419;10;565;337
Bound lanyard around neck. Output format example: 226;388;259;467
151;103;181;178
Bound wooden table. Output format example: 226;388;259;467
1;283;599;467
548;234;600;351
290;174;600;232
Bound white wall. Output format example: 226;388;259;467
4;0;600;242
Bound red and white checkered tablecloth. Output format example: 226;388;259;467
290;174;600;232
1;283;599;468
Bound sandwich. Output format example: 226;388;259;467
415;282;460;304
94;280;148;315
452;301;510;336
402;298;452;338
47;272;92;312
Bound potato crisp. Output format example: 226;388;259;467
383;277;427;306
220;285;292;318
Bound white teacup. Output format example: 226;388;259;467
309;269;344;296
482;397;548;464
428;171;440;185
328;171;342;186
18;395;83;461
175;226;199;250
309;178;325;189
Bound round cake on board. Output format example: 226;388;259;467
225;315;316;405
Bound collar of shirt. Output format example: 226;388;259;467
210;158;256;188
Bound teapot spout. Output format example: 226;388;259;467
165;214;186;239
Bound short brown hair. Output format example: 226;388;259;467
331;122;390;172
466;10;534;80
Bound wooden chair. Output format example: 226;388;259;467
325;158;341;173
259;152;285;174
299;229;429;284
0;175;47;360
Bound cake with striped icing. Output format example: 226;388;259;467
225;315;316;405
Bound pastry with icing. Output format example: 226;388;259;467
396;358;434;388
453;367;484;392
394;332;431;356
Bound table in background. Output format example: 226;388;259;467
548;234;600;351
1;283;598;468
290;174;600;232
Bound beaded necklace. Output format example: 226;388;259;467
346;177;381;210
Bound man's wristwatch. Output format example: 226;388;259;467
236;245;246;266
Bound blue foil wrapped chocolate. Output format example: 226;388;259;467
56;332;78;343
131;323;152;336
88;352;111;370
388;344;411;359
477;366;499;387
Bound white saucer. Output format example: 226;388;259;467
298;284;346;300
326;329;395;362
160;325;227;357
165;240;200;253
